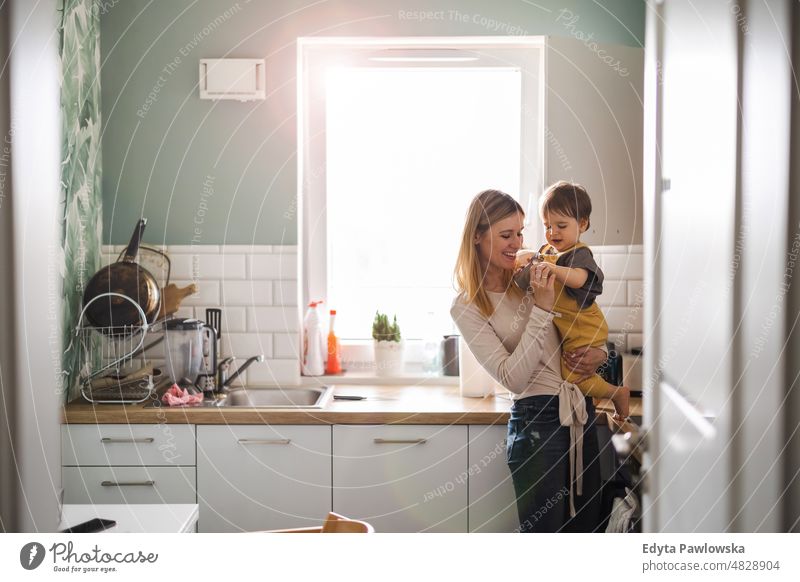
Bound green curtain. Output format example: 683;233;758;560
59;0;103;402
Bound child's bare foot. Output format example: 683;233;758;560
611;385;630;422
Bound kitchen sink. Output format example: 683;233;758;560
215;386;331;408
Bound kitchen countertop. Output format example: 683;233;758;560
62;384;642;426
59;504;198;533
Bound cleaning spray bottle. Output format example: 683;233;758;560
326;309;342;375
302;301;325;376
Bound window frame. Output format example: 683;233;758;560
297;37;546;360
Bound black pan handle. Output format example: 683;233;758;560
122;218;147;263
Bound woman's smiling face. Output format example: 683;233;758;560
475;212;525;272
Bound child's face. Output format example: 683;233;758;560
542;211;588;252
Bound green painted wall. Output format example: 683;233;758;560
101;0;644;245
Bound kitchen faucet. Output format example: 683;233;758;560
216;355;265;391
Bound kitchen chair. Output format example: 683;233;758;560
261;512;374;533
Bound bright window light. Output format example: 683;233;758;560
325;67;521;339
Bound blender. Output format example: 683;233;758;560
163;318;217;392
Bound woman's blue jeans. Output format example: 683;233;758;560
506;394;603;532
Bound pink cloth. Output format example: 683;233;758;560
161;384;204;406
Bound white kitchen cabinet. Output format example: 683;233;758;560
332;425;468;533
61;424;196;505
196;425;331;532
467;425;519;532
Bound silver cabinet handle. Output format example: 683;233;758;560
101;480;155;487
101;437;155;444
237;439;291;445
373;438;427;445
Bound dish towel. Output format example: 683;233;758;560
557;380;588;517
161;384;204;406
606;487;638;533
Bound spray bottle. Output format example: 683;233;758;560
302;301;325;376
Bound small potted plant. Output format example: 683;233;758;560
372;310;403;376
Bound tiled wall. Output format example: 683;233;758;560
101;244;301;386
592;244;644;352
100;243;643;385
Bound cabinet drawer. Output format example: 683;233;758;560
62;466;196;504
333;425;468;532
197;425;331;533
62;424;195;466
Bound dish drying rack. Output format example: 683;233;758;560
75;292;167;404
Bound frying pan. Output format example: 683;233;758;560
82;219;161;331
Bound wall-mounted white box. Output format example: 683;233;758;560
199;58;265;102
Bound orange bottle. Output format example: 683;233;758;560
326;309;342;375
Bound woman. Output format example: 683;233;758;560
450;189;607;532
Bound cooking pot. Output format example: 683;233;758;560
82;219;161;331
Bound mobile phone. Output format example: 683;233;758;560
59;518;117;533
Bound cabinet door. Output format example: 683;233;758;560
467;425;519;532
333;425;468;532
62;466;196;504
197;425;331;532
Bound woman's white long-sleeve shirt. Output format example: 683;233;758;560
450;289;565;399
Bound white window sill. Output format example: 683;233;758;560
299;369;459;387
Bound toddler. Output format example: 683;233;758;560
516;181;629;420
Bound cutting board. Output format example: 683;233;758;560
157;283;197;320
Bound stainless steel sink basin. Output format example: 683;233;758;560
216;386;331;408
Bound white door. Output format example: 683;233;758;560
643;1;791;532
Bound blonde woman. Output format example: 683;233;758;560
450;189;606;532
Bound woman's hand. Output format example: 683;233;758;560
531;262;556;312
562;346;607;382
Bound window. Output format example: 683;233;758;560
300;38;543;349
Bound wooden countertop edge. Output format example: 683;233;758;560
61;407;512;425
61;387;641;427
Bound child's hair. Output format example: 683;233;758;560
539;181;592;228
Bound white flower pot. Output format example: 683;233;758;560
373;340;404;376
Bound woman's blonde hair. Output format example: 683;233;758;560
453;189;526;319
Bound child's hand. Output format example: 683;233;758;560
531;263;556;311
611;386;630;421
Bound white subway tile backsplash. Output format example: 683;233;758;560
274;333;300;359
601;253;643;280
593;244;630;254
190;306;244;333
172;253;247;280
101;243;643;378
172;279;220;307
597;280;627;307
174;306;194;320
221;280;273;306
248;254;297;280
247;360;301;386
169;254;194;279
608;332;627;352
247;307;300;333
220;333;273;360
627;280;644;306
218;245;273;254
167;245;221;254
627;333;644;351
604;306;644;333
273;280;298;306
